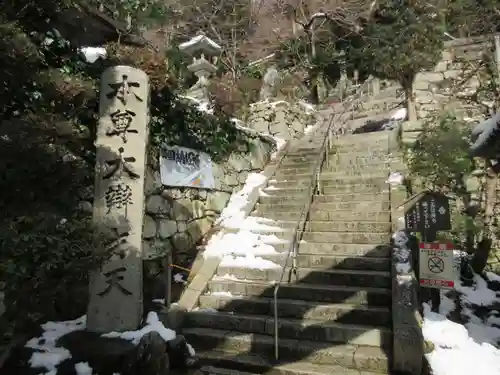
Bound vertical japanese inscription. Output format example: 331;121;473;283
87;66;150;333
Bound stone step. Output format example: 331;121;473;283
294;254;390;271
324;165;389;175
259;193;390;205
332;147;388;156
254;201;391;213
215;267;391;288
252;220;391;234
333;143;388;153
261;187;309;196
197;356;384;375
305;220;391;233
266;177;389;191
198;295;391;327
276;168;389;179
184;311;391;347
322;184;389;195
329;155;390;166
254;210;390;222
182;328;390;372
301;231;389;244
206;280;391;306
296;243;392;257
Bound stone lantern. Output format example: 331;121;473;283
179;32;222;102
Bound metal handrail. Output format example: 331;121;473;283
272;79;375;361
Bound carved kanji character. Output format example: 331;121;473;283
107;109;138;143
105;228;130;259
97;267;132;296
103;147;140;180
104;183;133;214
106;74;143;105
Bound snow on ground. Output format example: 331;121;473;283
423;301;500;375
422;272;500;375
25;312;193;374
26;316;86;373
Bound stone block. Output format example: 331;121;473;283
207;191;230;213
143;215;158;239
158;220;177;239
144;167;162;196
171;231;193;252
416;72;444;83
146;195;169;216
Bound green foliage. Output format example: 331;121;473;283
407;112;473;190
278;30;344;89
445;0;500;37
149;87;250;161
0;215;112;333
0;0;253;339
361;0;444;87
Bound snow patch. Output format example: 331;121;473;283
215;173;267;228
75;362;93;375
220;254;282;270
103;312;176;344
179;34;221;50
386;172;404;186
26;316;86;372
391;107;407;121
423;303;500;375
79;47;107;63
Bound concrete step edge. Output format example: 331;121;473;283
195;350;385;375
207;279;391;294
186;310;392;333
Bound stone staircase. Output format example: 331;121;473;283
182;131;395;374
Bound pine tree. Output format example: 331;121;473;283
361;0;445;120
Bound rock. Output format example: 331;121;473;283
158;220;178;239
207;192;230;213
135;331;169;375
171;232;193;252
161;189;183;200
166;334;198;370
78;201;93;213
171;200;193;221
143;215;158;239
146;195;170;216
187;221;202;245
55;120;74;136
145;168;163;196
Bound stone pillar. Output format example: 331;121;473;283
87;66;150;333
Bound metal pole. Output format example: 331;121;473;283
274;286;279;360
166;251;172;309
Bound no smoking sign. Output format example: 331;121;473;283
419;242;455;289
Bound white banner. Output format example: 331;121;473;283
160;145;215;189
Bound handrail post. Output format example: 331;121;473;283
274;285;279;360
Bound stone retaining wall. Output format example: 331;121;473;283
247;100;315;141
414;36;493;121
142;133;274;266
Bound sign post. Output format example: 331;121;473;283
404;191;453;312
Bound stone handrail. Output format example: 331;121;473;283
389;155;425;374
